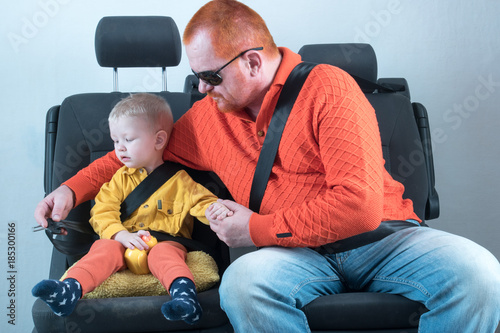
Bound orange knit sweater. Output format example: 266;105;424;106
64;47;419;248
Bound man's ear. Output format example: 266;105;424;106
245;51;262;76
155;130;169;150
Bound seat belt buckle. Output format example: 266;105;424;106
32;218;65;235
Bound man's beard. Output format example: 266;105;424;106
208;93;237;113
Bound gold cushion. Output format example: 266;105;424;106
60;251;220;299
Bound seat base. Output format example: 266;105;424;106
32;288;231;333
304;292;427;332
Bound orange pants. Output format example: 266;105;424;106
66;239;194;296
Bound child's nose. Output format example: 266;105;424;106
116;143;126;151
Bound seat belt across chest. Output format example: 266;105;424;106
249;62;317;213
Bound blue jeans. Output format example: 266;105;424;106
220;225;500;332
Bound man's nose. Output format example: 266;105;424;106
198;80;214;94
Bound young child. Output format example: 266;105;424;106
32;93;232;324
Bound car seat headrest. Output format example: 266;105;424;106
95;16;182;68
298;43;377;83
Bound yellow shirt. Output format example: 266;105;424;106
90;166;218;240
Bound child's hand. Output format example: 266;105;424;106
113;230;151;250
206;201;234;221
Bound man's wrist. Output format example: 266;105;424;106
60;185;76;209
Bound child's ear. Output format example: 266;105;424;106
155;130;169;150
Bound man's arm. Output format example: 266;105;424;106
34;151;123;227
63;151;123;206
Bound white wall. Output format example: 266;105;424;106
1;1;499;332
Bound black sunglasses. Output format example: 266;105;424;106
192;47;264;86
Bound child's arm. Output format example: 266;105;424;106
90;166;133;239
112;229;151;250
206;200;234;221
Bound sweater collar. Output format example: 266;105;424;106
253;47;302;126
272;47;303;87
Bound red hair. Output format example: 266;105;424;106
183;0;279;59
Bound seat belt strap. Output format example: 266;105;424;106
120;161;182;221
249;62;317;213
350;74;405;93
315;220;422;254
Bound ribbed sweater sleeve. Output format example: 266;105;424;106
63;151;123;207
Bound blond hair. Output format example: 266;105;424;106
109;93;174;134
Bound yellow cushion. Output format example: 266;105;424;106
60;251;220;299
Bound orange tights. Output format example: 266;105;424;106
66;239;194;296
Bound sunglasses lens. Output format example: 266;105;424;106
192;47;263;87
197;71;222;86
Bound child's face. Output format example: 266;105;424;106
109;116;164;173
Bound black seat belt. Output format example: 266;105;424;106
119;162;223;263
350;74;405;93
119;161;182;221
249;62;317;212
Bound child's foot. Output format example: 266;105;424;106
32;278;81;317
161;278;202;324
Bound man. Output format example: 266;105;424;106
35;1;500;332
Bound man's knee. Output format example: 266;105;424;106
220;248;290;305
220;247;326;303
220;251;263;298
461;244;500;305
437;236;500;308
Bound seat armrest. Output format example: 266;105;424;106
413;102;440;220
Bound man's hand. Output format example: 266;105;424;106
34;185;75;228
208;199;254;248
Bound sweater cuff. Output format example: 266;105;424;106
249;213;276;247
62;177;97;208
